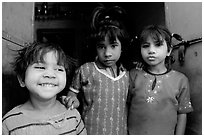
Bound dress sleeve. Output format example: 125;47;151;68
127;69;137;106
74;110;87;135
177;76;193;114
69;67;83;94
2;121;9;135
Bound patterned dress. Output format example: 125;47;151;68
2;102;86;135
70;62;129;135
127;69;193;135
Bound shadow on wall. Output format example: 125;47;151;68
2;73;29;116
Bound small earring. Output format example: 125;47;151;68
19;82;25;87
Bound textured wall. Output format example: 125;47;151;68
165;2;202;135
2;2;34;115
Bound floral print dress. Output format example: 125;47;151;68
127;69;193;135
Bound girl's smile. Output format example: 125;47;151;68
38;83;58;87
23;51;66;101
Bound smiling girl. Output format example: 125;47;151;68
2;42;86;135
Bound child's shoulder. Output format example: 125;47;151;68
79;62;95;69
2;105;23;122
67;108;80;115
129;68;144;75
170;69;188;79
65;109;81;119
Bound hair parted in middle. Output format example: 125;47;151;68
87;4;130;66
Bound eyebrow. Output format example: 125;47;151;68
112;41;119;43
141;41;150;44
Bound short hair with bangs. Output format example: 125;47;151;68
139;25;172;52
138;25;174;70
93;25;129;48
12;42;74;82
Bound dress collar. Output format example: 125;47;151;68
94;58;125;71
144;68;172;76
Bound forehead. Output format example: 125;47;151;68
38;51;58;63
146;34;163;41
99;35;120;44
148;33;163;41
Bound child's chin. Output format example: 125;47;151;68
104;62;116;67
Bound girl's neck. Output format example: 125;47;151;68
23;97;65;118
95;59;118;77
95;59;117;69
147;65;167;75
29;97;57;111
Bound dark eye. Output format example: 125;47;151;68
141;44;149;48
155;42;162;47
56;66;65;72
111;44;118;48
34;66;45;70
97;44;105;49
57;68;64;72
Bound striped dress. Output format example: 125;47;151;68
2;103;86;135
70;62;129;135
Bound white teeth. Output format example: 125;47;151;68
40;83;56;87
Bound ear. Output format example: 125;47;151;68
17;75;25;87
167;47;173;56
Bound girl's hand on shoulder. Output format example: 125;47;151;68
133;61;144;70
60;95;80;110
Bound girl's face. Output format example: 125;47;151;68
96;36;122;67
23;51;66;101
141;36;171;69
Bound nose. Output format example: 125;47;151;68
43;69;56;79
104;47;112;58
148;45;156;54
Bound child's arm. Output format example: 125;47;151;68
175;113;187;135
62;65;84;110
61;91;79;109
176;74;193;134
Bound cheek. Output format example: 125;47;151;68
24;73;38;90
116;47;122;55
141;49;146;56
24;69;37;83
59;73;67;86
163;48;170;56
97;49;103;57
117;49;122;56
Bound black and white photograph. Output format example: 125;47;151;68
2;1;202;135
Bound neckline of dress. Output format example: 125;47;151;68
145;68;172;76
93;62;126;81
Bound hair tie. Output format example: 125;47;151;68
105;15;110;19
